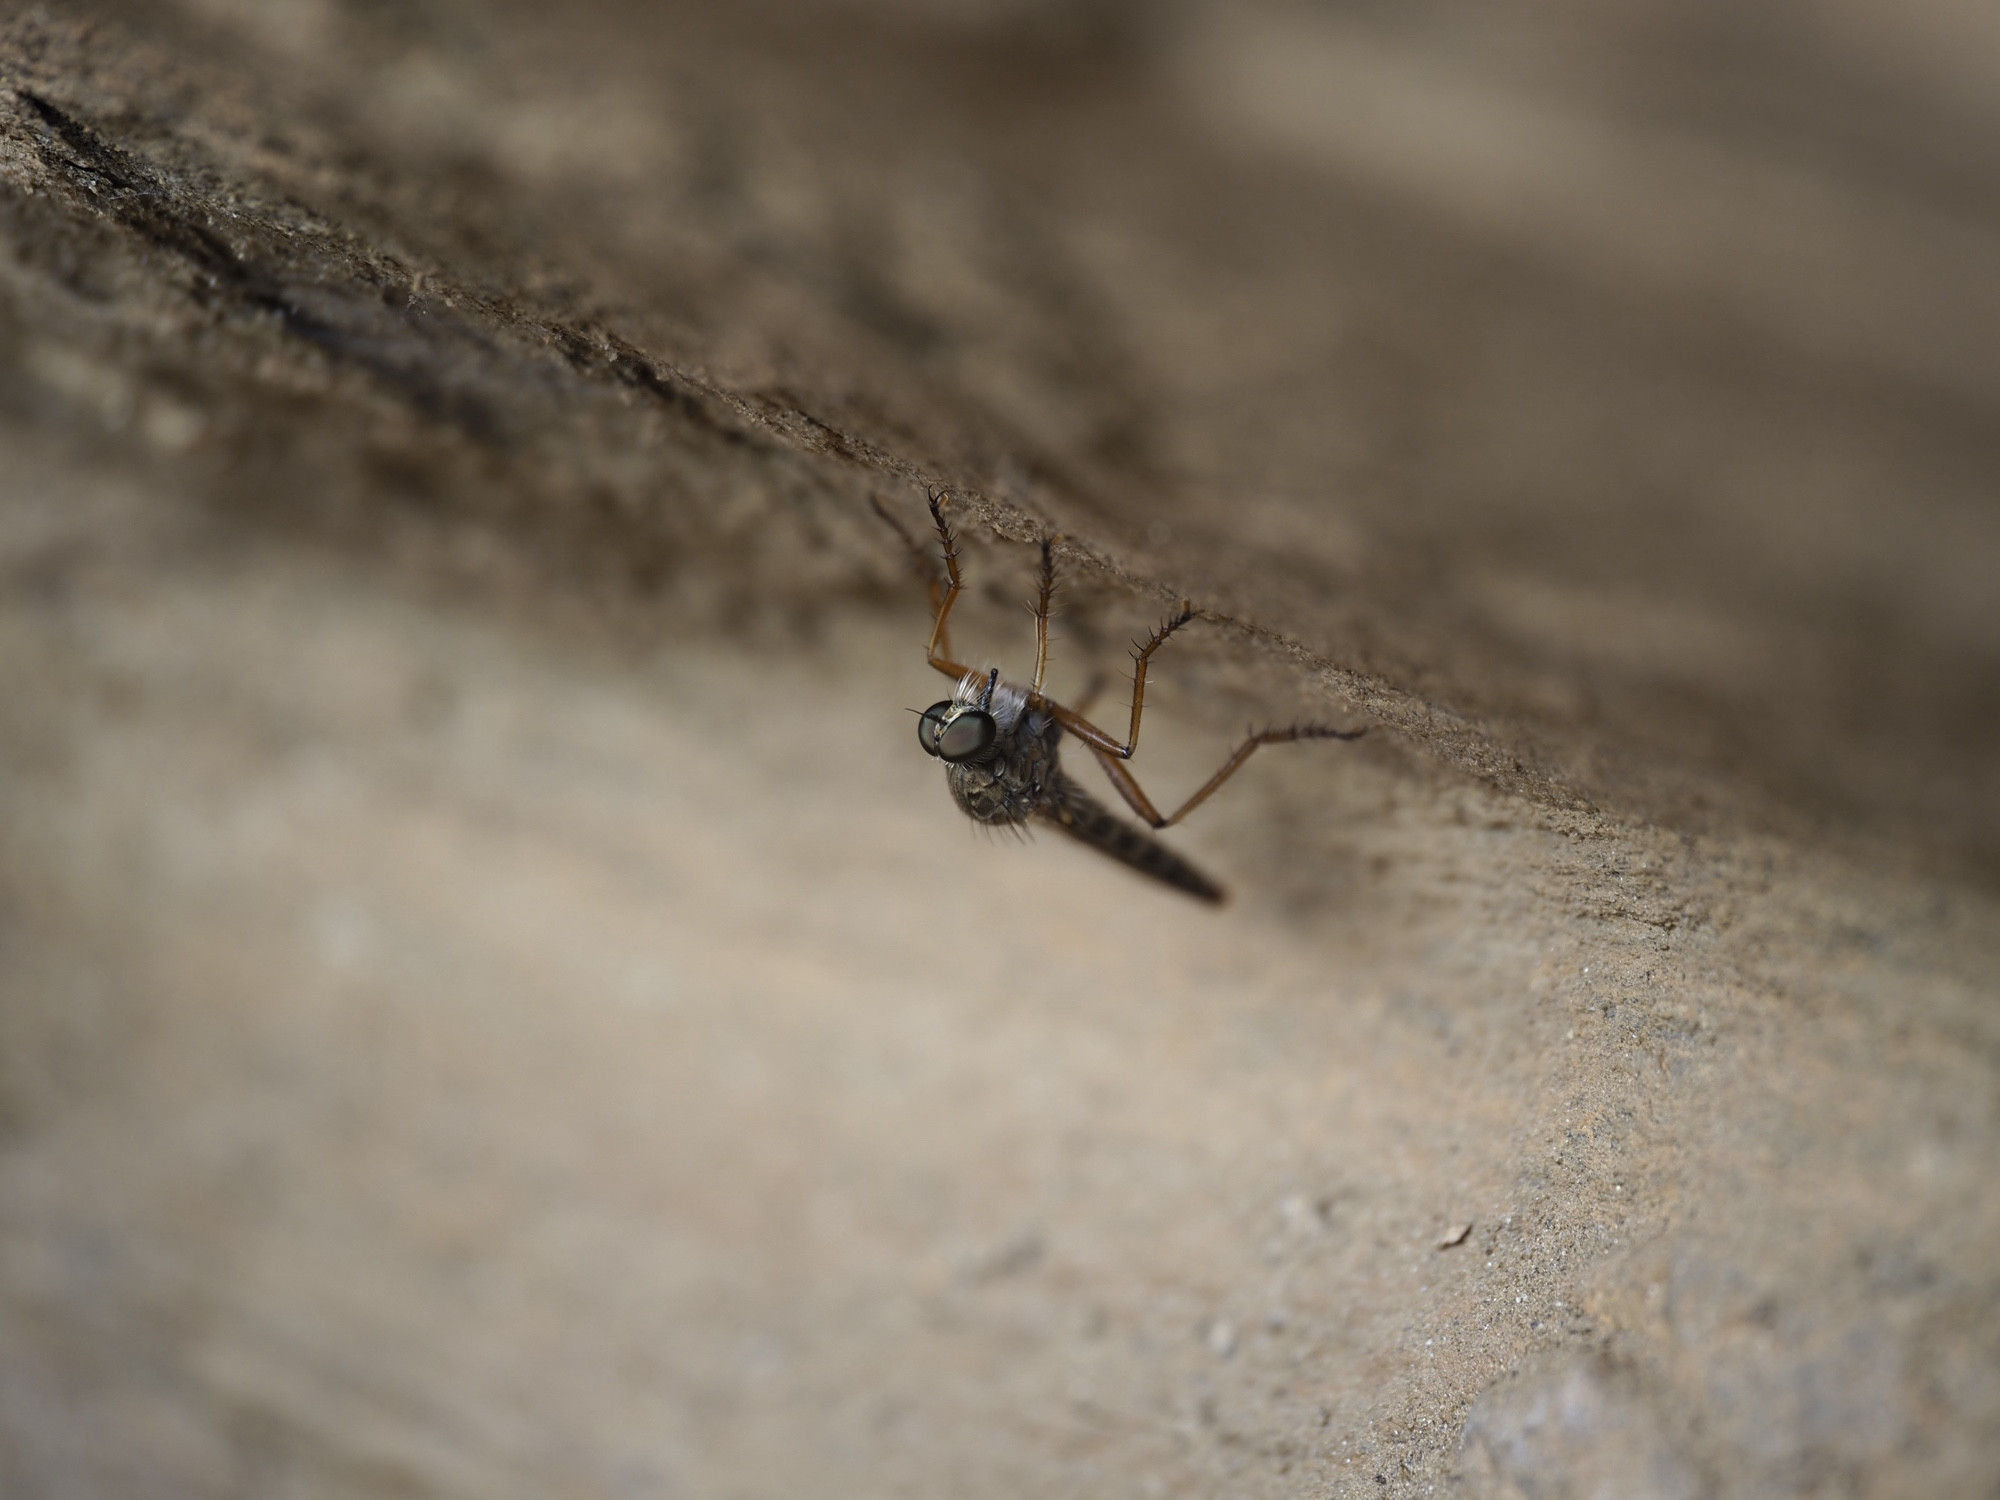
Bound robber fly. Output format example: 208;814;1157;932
879;492;1364;904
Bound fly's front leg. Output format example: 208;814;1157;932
1030;534;1062;697
924;491;974;679
868;488;975;679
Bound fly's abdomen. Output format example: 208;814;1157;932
1041;779;1225;904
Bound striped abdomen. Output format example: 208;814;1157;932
1039;776;1225;904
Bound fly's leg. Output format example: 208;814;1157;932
1030;534;1062;696
870;493;944;612
1046;602;1196;760
869;490;974;679
1041;601;1365;827
1083;723;1367;829
923;491;975;679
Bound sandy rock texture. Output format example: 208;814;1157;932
2;2;1997;1496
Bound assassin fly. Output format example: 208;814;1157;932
879;492;1364;903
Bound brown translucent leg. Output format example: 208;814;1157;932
1035;590;1365;827
1077;725;1330;827
1044;603;1196;759
873;490;975;680
1083;723;1367;829
1030;535;1061;696
922;492;974;677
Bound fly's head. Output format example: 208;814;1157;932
916;667;1004;766
917;668;1057;825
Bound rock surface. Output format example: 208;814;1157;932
2;3;1997;1496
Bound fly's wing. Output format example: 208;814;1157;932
1039;775;1226;904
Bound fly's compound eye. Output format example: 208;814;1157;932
917;701;953;757
937;708;998;763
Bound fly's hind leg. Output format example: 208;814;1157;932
1085;722;1367;829
1040;601;1366;827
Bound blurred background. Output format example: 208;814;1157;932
1;2;1997;1496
